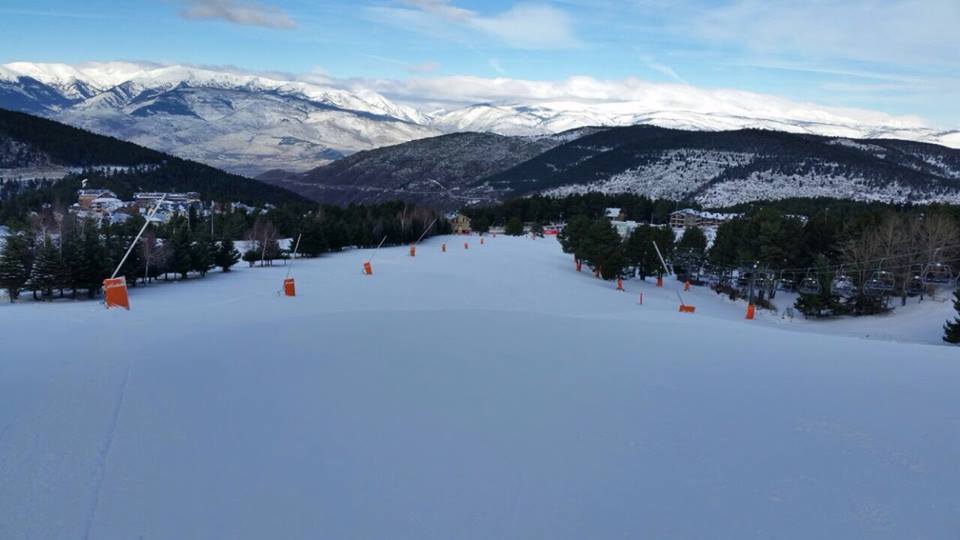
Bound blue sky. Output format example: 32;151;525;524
1;0;957;127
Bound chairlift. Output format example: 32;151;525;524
830;266;857;298
905;266;925;296
778;270;796;291
798;269;821;295
755;271;776;295
862;260;896;296
922;262;954;286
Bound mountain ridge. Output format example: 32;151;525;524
2;61;958;179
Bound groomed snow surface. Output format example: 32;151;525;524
1;235;958;539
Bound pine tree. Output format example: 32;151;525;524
168;225;194;279
215;238;240;272
76;221;109;298
59;227;82;298
678;226;708;257
582;219;626;280
504;216;524;236
191;229;216;277
944;289;960;344
0;234;32;302
559;215;590;259
26;236;61;300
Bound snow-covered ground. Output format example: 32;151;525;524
1;235;958;538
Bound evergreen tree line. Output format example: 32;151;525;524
0;200;449;302
557;215;702;280
551;202;960;342
0;213;240;302
463;193;695;229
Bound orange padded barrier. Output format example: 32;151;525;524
679;305;696;313
283;277;296;297
103;277;130;310
745;303;755;320
363;261;373;275
409;245;416;257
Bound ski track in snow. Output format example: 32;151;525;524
82;361;132;540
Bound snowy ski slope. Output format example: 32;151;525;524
1;235;958;538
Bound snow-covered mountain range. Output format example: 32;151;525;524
262;125;960;210
2;61;958;178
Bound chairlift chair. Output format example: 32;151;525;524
863;271;896;296
778;270;796;291
905;266;925;296
798;269;821;295
830;267;857;298
922;262;954;286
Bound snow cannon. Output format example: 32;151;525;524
283;277;296;297
103;277;130;310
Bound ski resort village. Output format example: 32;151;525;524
2;1;960;538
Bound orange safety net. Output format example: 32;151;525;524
103;277;130;310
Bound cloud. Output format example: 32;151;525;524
639;55;685;84
179;0;296;29
371;1;583;49
688;0;959;69
359;73;929;129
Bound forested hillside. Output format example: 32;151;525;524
0;109;309;222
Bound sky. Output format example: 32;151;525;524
1;0;958;128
